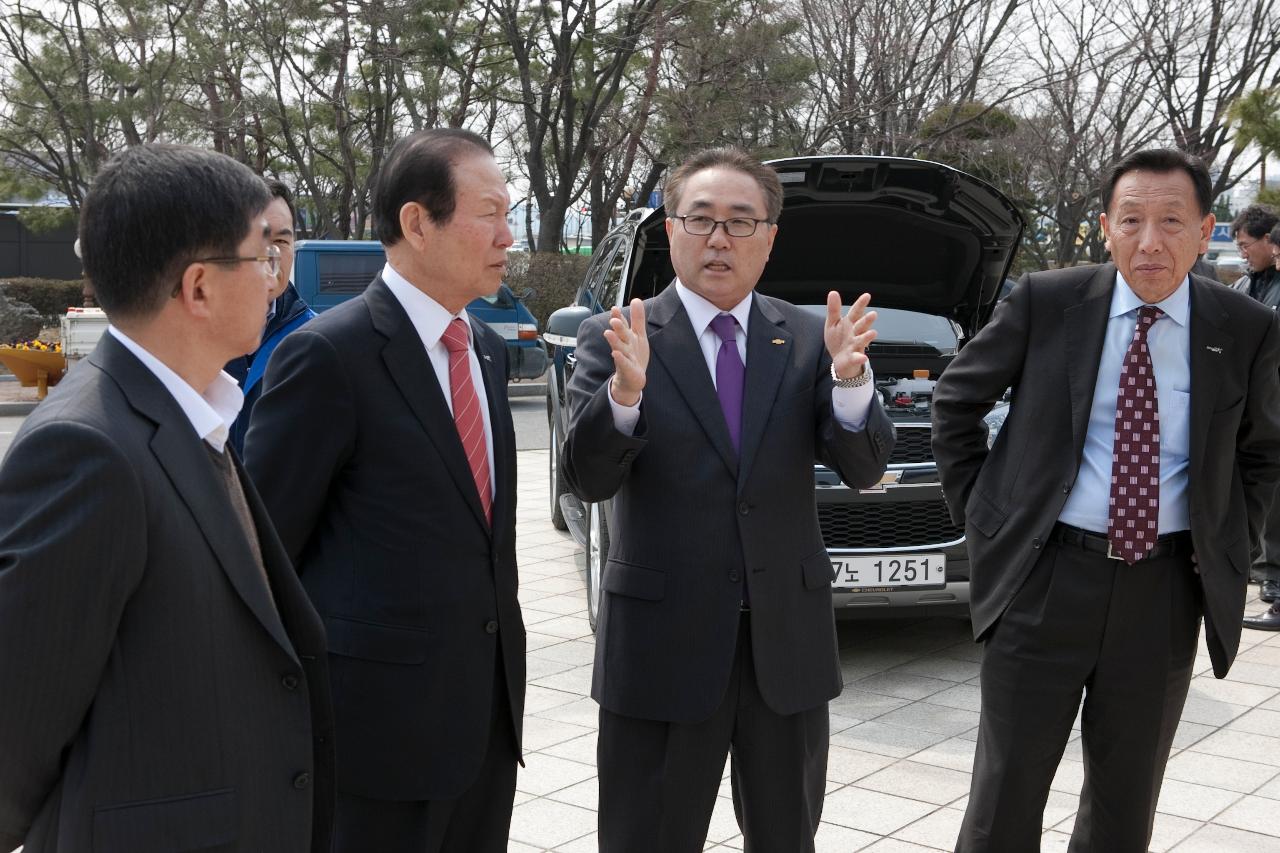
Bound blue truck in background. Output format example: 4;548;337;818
290;240;548;381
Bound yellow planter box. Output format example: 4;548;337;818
0;347;67;399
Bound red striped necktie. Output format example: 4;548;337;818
441;318;492;525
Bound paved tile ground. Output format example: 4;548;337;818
513;448;1280;852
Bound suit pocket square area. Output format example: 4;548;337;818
965;489;1008;539
94;788;237;853
324;614;433;664
801;550;837;590
601;560;666;601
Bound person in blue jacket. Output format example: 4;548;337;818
226;178;316;453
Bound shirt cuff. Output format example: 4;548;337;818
832;367;875;431
608;376;642;436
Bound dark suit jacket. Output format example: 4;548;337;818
562;285;895;723
932;264;1280;677
244;276;525;802
0;334;335;853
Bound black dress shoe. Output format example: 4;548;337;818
1263;580;1280;604
1244;604;1280;631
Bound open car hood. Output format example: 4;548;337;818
633;155;1024;338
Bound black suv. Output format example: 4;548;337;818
544;156;1022;628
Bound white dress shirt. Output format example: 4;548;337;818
382;263;496;501
107;326;244;453
609;282;875;434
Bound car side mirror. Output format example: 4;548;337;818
546;305;592;342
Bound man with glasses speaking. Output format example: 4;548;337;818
562;147;895;852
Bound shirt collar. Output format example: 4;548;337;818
381;262;471;350
674;280;753;337
107;326;244;451
1111;270;1191;327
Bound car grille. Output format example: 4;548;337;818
819;499;963;548
889;425;932;464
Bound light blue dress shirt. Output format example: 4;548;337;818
1057;273;1192;534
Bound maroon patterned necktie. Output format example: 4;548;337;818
1107;305;1164;564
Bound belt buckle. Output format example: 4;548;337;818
1105;539;1125;561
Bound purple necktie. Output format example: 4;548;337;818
1107;305;1163;564
711;314;744;453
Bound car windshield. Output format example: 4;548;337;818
475;286;514;308
799;305;958;354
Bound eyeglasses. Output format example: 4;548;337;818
1236;237;1261;253
671;215;772;238
196;243;282;277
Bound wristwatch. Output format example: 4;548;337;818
831;362;872;388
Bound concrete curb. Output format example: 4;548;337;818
508;382;547;398
0;375;37;415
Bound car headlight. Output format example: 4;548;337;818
983;404;1010;449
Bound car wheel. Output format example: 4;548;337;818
586;501;608;631
549;413;568;531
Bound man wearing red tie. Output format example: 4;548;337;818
244;129;525;853
932;149;1280;852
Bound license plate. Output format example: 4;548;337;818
831;554;946;592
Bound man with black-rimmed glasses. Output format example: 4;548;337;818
562;147;895;852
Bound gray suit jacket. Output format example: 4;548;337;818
0;334;335;852
563;285;895;722
932;264;1280;677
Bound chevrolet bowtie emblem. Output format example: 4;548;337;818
1206;346;1223;354
771;338;785;345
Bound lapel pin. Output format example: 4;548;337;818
1205;346;1223;354
482;354;493;362
771;338;786;345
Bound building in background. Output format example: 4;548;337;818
0;197;79;280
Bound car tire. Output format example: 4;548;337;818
586;501;608;632
549;412;568;531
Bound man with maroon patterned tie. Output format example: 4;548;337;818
243;129;525;853
932;148;1280;852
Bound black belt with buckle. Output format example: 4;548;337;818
1050;523;1193;561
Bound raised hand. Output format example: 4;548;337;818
604;298;649;406
824;291;877;379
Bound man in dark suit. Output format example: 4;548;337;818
224;178;315;455
932;148;1280;852
1226;204;1280;621
0;144;335;852
562;147;895;852
244;128;524;853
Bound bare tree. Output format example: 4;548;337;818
1126;0;1280;198
794;0;1029;156
495;0;664;252
1011;0;1162;269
